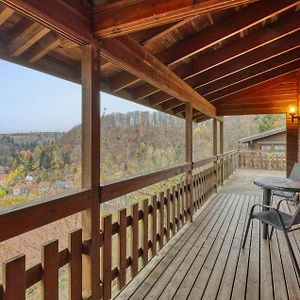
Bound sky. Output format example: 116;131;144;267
0;59;153;133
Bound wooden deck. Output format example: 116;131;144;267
115;169;300;300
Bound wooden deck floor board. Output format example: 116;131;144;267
115;170;300;300
245;195;260;300
141;194;234;300
155;194;236;300
216;194;251;300
201;194;246;300
187;195;243;300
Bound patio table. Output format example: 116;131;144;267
254;176;300;239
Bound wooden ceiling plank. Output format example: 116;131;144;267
101;35;216;117
173;104;186;115
199;48;300;96
219;72;296;100
93;0;258;38
9;22;50;57
0;0;92;44
109;15;201;92
157;0;300;67
187;31;300;91
161;99;182;112
136;7;300;101
0;40;80;83
27;32;60;63
0;6;14;25
207;60;300;101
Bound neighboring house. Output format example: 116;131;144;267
13;187;29;196
238;127;286;152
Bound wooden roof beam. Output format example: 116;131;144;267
157;47;300;112
0;0;92;44
198;48;300;96
108;16;200;93
27;32;61;64
9;22;50;57
133;2;300;100
101;36;216;117
93;0;258;38
0;5;13;25
157;0;300;66
187;31;300;92
208;60;300;102
0;40;80;83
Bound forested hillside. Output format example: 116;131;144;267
0;111;285;208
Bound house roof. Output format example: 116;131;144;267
238;126;286;143
0;0;300;121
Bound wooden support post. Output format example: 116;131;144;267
185;103;193;222
286;116;298;176
213;118;218;191
220;120;224;185
286;71;300;177
81;44;101;299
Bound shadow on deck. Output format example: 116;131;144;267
115;169;300;300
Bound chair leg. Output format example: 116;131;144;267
242;214;252;249
269;226;274;240
283;229;300;278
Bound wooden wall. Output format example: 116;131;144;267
286;116;299;176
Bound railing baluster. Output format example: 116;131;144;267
131;203;139;277
181;181;185;224
171;186;176;237
142;199;149;266
42;240;59;300
68;229;82;300
118;208;127;289
102;214;112;300
152;195;157;256
159;191;165;249
3;254;26;300
176;184;181;231
166;189;170;242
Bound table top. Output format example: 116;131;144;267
254;176;300;192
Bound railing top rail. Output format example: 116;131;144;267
100;163;191;203
0;189;91;243
193;156;217;169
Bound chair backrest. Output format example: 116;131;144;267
289;162;300;180
291;204;300;226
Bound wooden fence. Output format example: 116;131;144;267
239;150;285;170
0;151;238;300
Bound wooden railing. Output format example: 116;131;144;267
0;151;238;299
239;150;285;170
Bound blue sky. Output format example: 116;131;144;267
0;59;152;133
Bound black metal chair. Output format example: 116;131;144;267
242;199;300;277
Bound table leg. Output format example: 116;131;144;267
262;187;271;239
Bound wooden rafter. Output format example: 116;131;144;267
149;33;300;114
101;36;216;117
109;16;201;92
9;22;50;57
0;0;92;44
108;0;300;98
141;16;300;113
198;47;300;96
157;0;300;66
208;59;300;101
187;31;300;91
27;32;61;64
0;5;13;25
93;0;258;38
0;40;80;83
